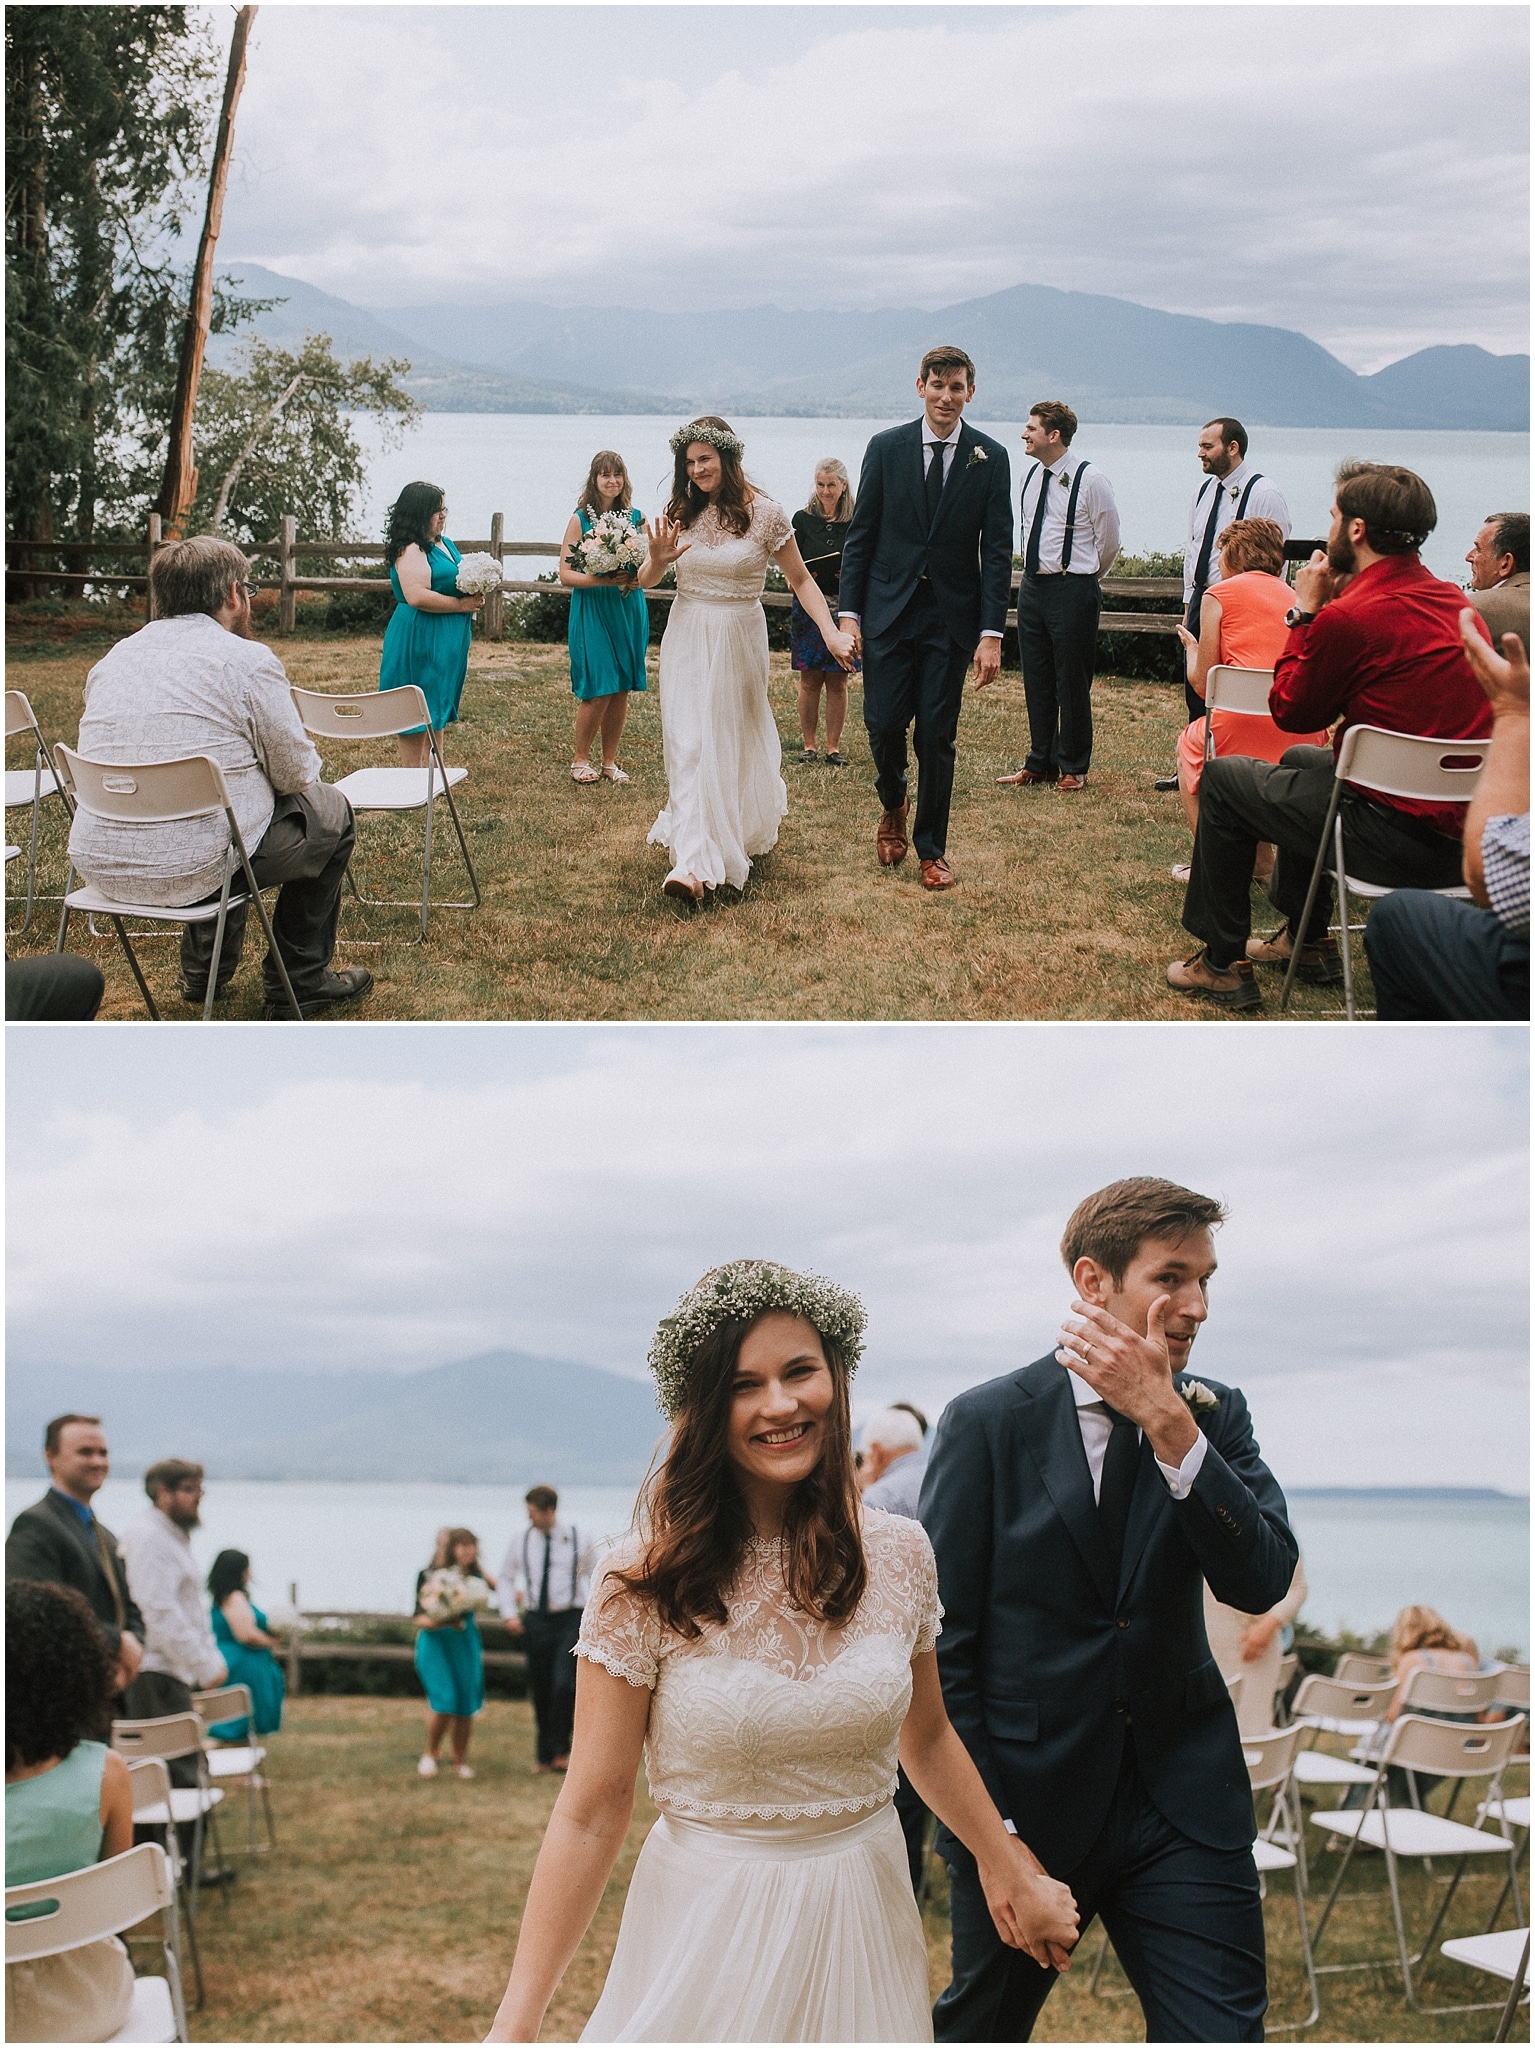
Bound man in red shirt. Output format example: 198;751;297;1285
1168;462;1494;1010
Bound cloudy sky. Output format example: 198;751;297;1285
7;1025;1527;1492
213;4;1530;371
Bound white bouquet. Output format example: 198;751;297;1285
454;552;503;596
418;1567;493;1623
566;510;648;580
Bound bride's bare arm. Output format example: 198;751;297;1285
899;1651;1079;1972
772;538;856;670
485;1660;652;2042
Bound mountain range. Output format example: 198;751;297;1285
5;1352;668;1486
215;262;1528;429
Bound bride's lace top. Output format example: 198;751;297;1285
673;496;793;607
576;1508;942;1820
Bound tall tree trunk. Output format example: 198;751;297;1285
155;5;257;535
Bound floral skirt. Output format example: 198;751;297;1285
789;597;861;675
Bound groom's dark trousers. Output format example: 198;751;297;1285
864;584;972;862
921;1353;1297;2043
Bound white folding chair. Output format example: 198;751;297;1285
126;1759;201;2011
1309;1713;1527;2013
1201;666;1276;764
1279;723;1488;1019
289;684;480;941
52;748;303;1019
1275;1651;1300;1725
5;689;72;931
192;1682;275;1856
5;1841;187;2043
1245;1725;1320;2029
1494;1667;1531;1716
1441;1928;1530;2041
1333;1652;1394;1686
110;1713;226;1926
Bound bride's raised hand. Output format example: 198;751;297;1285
644;514;691;567
981;1847;1079;1972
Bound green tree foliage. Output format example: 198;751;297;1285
189;332;421;545
5;6;226;542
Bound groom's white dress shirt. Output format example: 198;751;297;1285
1065;1367;1208;1500
920;420;1003;641
1019;455;1121;578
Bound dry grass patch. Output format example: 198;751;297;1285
186;1698;1524;2042
10;627;1370;1021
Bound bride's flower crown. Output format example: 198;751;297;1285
646;1259;867;1419
668;420;745;458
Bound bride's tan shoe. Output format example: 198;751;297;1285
663;870;705;904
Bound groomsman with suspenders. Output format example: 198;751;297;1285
501;1486;594;1772
1182;419;1291;720
998;402;1121;793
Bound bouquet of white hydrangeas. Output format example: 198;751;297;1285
454;553;504;596
418;1567;494;1623
566;510;648;580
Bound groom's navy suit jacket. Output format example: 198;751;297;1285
920;1355;1297;1878
837;418;1013;648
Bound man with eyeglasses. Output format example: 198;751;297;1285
67;533;371;1018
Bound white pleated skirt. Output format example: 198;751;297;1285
581;1801;932;2043
646;596;788;892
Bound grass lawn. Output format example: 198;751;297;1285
180;1696;1526;2042
5;622;1370;1021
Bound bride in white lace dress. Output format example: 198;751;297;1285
485;1263;1078;2044
638;420;855;903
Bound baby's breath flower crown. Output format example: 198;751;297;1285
668;420;745;458
647;1259;866;1420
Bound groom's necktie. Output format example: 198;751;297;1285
1096;1402;1140;1592
924;440;946;527
1024;467;1053;575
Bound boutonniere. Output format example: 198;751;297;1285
966;446;988;468
1179;1378;1219;1413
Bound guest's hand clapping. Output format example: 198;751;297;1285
979;1840;1079;1971
644;514;692;571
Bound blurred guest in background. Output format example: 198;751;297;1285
6;1579;136;2043
379;482;482;770
859;1407;929;1520
413;1527;491;1781
559;451;648;785
501;1488;596;1774
1384;1604;1479;1721
1205;1557;1308;1736
791;460;860;765
1180;419;1291;722
1465;512;1529;654
5;1415;143;1700
206;1549;286;1743
119;1460;227;1728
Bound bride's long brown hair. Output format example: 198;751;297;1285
665;417;757;539
611;1314;866;1639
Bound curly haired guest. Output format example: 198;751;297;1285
6;1580;136;2043
379;481;484;770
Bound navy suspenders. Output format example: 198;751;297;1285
523;1525;581;1611
1022;461;1093;573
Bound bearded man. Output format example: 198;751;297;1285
1168;461;1496;1011
68;534;369;1018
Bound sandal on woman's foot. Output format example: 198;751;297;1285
571;761;600;783
602;764;630;783
824;750;847;767
662;870;704;904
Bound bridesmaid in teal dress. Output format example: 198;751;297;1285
379;480;484;768
558;451;649;783
206;1550;286;1740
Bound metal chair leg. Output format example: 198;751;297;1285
1333;812;1356;1020
1493;1933;1531;2043
110;915;162;1019
1280;783;1343;1011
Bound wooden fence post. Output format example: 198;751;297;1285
486;510;504;641
278;515;297;635
287;1580;302;1698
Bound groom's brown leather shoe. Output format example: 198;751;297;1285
920;858;958;891
876;803;908;866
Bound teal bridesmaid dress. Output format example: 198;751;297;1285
379;536;471;732
568;508;649;701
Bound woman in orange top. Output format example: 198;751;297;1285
1172;519;1329;881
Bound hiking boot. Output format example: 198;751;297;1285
1166;950;1263;1012
262;967;374;1020
1246;926;1344;983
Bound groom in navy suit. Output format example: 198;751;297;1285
921;1177;1297;2042
837;347;1013;891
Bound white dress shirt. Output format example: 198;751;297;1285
1019;454;1122;578
500;1520;597;1617
1183;460;1292;603
119;1508;228;1689
1065;1367;1208;1499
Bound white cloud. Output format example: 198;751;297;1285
214;4;1530;367
6;1025;1528;1490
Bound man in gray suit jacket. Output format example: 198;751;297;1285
6;1413;145;1694
1466;512;1529;653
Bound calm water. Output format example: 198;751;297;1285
10;1481;1526;1656
355;415;1530;586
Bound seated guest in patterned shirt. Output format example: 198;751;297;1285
1363;614;1529;1019
67;536;371;1019
1169;462;1495;1012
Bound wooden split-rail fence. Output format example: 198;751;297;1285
279;1606;526;1697
6;512;1198;639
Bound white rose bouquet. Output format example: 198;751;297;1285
418;1567;493;1624
566;510;647;580
454;552;503;597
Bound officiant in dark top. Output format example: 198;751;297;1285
790;461;861;766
